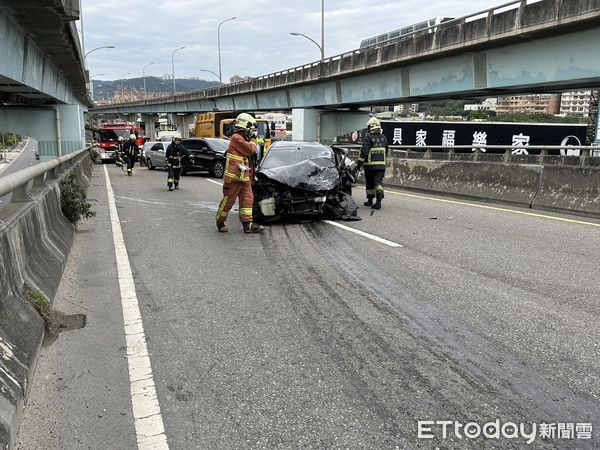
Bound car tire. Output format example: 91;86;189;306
211;160;225;178
147;158;154;170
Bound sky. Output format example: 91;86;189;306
80;0;505;82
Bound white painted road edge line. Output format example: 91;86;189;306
323;220;403;248
104;165;169;450
205;178;223;186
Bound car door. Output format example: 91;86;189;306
149;143;166;167
181;139;204;170
197;139;216;168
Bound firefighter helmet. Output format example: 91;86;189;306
234;113;257;134
367;117;381;134
118;136;124;142
129;134;136;140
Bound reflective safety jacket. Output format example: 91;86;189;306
165;143;188;168
359;131;388;167
123;140;138;157
224;131;258;183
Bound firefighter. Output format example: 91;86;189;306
215;113;265;234
165;136;189;191
114;136;125;169
357;117;388;209
123;134;138;176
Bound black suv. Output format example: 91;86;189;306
181;138;228;178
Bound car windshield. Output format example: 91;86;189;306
258;143;340;192
261;144;332;169
99;129;132;141
206;139;229;153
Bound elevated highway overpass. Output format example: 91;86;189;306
0;0;90;160
91;0;600;141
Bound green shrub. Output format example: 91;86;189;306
23;286;52;326
60;174;95;223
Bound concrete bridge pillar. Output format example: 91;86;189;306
0;105;86;161
292;108;369;144
172;114;194;138
141;114;157;140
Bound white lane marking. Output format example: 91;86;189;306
103;165;169;450
203;177;401;246
323;220;403;248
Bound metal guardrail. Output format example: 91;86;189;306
0;147;90;203
94;0;600;111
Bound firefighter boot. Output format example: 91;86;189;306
174;183;179;190
243;222;265;234
217;221;228;233
372;192;384;210
364;195;374;207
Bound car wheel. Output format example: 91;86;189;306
147;158;154;170
211;160;225;178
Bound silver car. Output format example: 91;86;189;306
143;141;168;170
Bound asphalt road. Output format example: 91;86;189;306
17;162;600;449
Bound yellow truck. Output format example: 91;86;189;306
194;112;276;147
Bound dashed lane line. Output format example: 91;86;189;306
323;220;403;247
104;165;169;450
204;179;402;246
205;178;223;187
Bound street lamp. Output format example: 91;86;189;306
171;46;185;95
85;45;115;58
198;68;220;80
290;0;325;68
290;32;324;65
218;17;236;83
120;72;131;101
142;62;154;99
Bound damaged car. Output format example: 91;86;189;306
252;140;361;223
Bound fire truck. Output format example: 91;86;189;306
95;122;144;162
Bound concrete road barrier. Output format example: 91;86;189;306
385;159;542;207
372;157;600;218
0;151;90;448
533;166;600;216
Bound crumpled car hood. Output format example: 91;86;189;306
257;156;340;192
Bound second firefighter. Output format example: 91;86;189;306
357;117;388;210
166;136;189;191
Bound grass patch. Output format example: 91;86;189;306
23;286;52;326
60;174;96;223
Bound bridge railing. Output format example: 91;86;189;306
339;144;600;166
0;147;91;204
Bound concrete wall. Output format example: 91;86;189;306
377;157;600;217
0;153;92;448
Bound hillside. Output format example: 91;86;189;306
92;76;220;100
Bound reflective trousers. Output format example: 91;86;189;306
216;180;253;223
365;167;385;198
167;166;181;187
126;154;136;174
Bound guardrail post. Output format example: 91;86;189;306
31;173;47;192
11;181;33;202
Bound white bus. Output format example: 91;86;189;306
359;17;454;48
